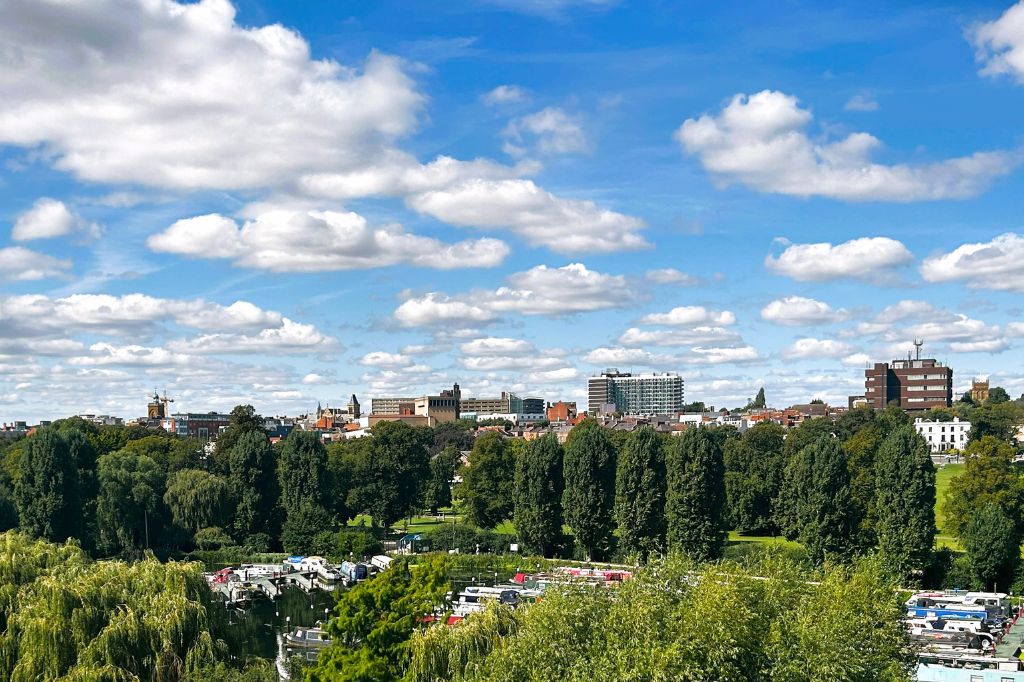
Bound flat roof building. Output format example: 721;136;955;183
864;343;952;412
587;369;684;416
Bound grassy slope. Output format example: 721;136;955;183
934;462;963;550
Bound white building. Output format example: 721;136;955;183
914;417;970;453
588;369;684;415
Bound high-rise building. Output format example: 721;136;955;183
863;342;952;411
587;369;684;415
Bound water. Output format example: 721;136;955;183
212;586;337;662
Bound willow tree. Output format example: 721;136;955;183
96;450;165;554
14;428;82;542
163;469;229;535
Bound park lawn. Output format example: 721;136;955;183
934;462;963;550
727;531;802;550
346;512;463;535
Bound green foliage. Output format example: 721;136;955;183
424;447;461;513
514;434;564;557
122;435;202;474
782;417;834;458
14;428;83;542
941;436;1024;539
347;421;431;528
423;523;516;555
307;556;451;682
278;429;331;514
213;405;266;472
842;423;882;549
164;469;229;534
96;450;165;555
614;426;665;560
666;427;727;562
968;401;1023;443
227;430;279;542
406;553;913;682
281;504;336;555
778;436;856;565
329;527;383;561
873;426;936;579
561;420;617;561
753;386;766;408
988;386;1011;404
458;433;515;529
963;503;1020;591
724;422;785;534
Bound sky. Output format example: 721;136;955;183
2;0;1024;423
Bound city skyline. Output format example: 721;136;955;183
3;0;1024;423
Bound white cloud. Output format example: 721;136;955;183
582;347;658;365
394;263;639;327
302;373;329;384
850;300;939;336
920;233;1024;292
844;94;879;112
460;355;568;372
645;268;701;286
676;90;1014;201
460;337;536;356
503;107;587;156
950;339;1010;353
639;306;736;326
684;346;760;364
972;1;1024;83
760;296;848;326
842;352;872;366
12;198;101;241
69;343;193;367
360;351;413;368
0;247;72;281
482;84;529;106
148;209;509;272
407;179;648;254
0;0;424;191
765;237;913;282
168;318;336;355
618;326;741;348
782;338;855;359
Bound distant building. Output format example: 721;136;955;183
76;414;124;426
460;391;522;415
147;391;173;419
587;369;684;415
914;417;970;453
370;397;416;415
172;412;231;440
969;379;990;403
370;384;462;426
864;343;952;412
546;401;577;422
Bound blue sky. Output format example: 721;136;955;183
2;0;1024;422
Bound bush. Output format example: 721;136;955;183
335;527;383;560
194;526;234;550
242;532;272;554
423;523;516;555
942;554;976;590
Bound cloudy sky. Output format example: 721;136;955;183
3;0;1024;422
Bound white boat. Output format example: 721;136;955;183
284;625;331;650
370;555;392;572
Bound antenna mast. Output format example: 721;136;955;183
913;339;924;361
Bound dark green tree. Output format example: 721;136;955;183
963;504;1020;591
782;417;834;458
666;427;727;562
347;421;430;528
753;387;766;408
615;426;666;560
277;429;330;514
163;469;229;534
280;503;336;554
969;402;1022;443
227;430;279;543
873;426;936;578
212;404;265;472
562;420;617;561
422;447;460;514
777;436;855;564
842;423;883;549
514;434;564;557
457;432;515;529
723;422;784;534
14;429;82;542
942;436;1024;539
95;450;164;554
988;386;1011;404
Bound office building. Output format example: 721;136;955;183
172;412;231;440
587;369;684;415
863;342;952;411
460;391;523;415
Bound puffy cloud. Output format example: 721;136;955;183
360;351;413;368
460;355;568;372
503;107;587;156
850;300;939;336
394;263;639;327
760;296;848;326
148;209;509;272
69;343;193;367
765;237;913;282
407;179;648;254
0;0;424;191
972;1;1024;83
950;339;1010;353
460;337;536;356
618;326;741;348
645;268;701;286
640;306;736;326
168;318;336;355
0;247;72;281
12;198;101;241
301;373;329;384
920;233;1024;292
481;84;529;106
844;94;879;112
842;352;872;366
684;346;760;364
782;338;855;359
676;90;1014;201
582;347;658;365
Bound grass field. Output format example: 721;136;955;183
934;462;963;550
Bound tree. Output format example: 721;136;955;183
962;504;1020;591
226;430;279;542
753;387;766;408
873;426;936;578
213;404;265;471
163;469;229;534
666;427;727;562
457;432;515;529
423;447;460;514
14;429;82;542
281;503;336;554
308;556;450;682
723;422;784;534
562;420;617;561
95;450;164;554
347;420;431;529
614;426;665;560
514;434;564;557
123;434;202;473
988;386;1011;404
969;402;1022;443
277;429;330;514
842;423;883;549
942;436;1024;539
778;436;856;565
